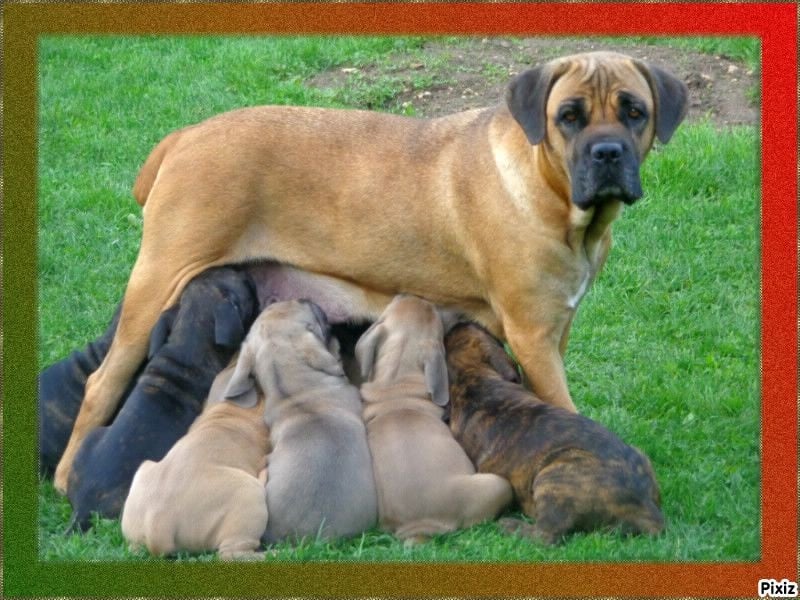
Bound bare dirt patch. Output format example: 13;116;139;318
308;37;758;126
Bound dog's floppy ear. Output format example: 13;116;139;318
436;306;465;335
354;320;386;382
635;61;689;144
147;305;179;360
303;332;346;378
488;341;522;384
424;344;450;407
214;298;247;348
225;385;259;409
224;345;257;400
506;62;565;145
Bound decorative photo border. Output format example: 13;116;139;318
4;2;797;597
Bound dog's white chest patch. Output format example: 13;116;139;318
567;270;591;310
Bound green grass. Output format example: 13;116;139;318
38;36;759;563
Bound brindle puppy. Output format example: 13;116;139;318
445;323;664;544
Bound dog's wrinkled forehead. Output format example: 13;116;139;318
548;52;653;119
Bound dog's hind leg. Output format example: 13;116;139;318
53;252;233;493
448;472;514;527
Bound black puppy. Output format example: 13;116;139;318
66;266;259;529
39;305;129;477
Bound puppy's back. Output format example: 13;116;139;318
264;388;377;543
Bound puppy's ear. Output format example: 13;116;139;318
224;345;256;399
214;298;246;348
354;320;385;382
424;345;450;407
634;61;689;144
304;334;346;378
225;386;259;409
147;305;179;360
436;306;465;334
490;345;522;384
327;334;342;362
506;62;566;145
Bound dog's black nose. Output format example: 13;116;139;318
591;142;623;164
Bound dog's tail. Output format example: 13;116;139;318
131;127;191;207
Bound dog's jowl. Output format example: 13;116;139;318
445;323;665;544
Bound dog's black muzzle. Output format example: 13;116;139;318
570;135;643;210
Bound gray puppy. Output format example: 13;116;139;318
225;299;378;543
357;295;512;544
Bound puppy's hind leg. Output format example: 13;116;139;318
395;518;458;547
218;542;265;561
448;472;514;527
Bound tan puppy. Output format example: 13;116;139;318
357;295;512;544
55;51;688;492
225;299;378;543
120;363;269;560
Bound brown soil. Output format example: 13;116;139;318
308;37;758;126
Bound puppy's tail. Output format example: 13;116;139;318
132;127;191;207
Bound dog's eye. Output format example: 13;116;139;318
627;107;643;120
560;108;579;124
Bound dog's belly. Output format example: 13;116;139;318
245;261;384;322
244;261;495;329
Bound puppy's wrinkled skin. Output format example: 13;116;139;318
225;300;377;543
358;296;512;544
445;323;664;545
66;267;259;528
55;51;688;492
121;366;270;560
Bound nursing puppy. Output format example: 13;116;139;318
66;266;259;529
121;362;270;560
225;299;377;543
445;323;664;544
357;296;512;544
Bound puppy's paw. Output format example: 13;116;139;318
219;549;265;561
402;535;429;549
498;517;559;545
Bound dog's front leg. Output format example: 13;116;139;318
500;305;578;413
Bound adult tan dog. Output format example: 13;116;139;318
120;363;270;560
358;295;512;544
225;299;377;543
54;51;688;492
